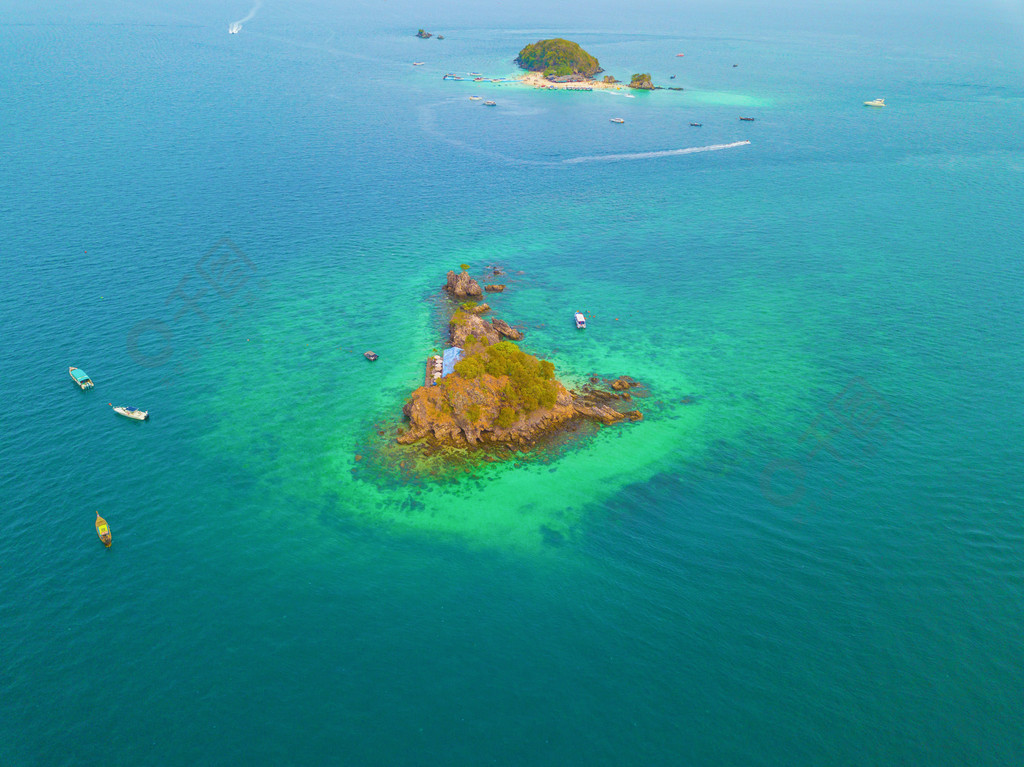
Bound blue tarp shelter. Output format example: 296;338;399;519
441;346;464;377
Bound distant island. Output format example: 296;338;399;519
397;268;642;450
513;38;669;91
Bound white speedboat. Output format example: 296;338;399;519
483;101;496;106
864;98;885;107
110;403;148;420
469;96;482;100
413;62;425;66
574;312;586;329
609;117;625;124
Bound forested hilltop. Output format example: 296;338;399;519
515;39;601;78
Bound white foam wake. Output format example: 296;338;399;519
563;141;751;164
229;0;262;33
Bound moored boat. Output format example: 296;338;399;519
364;351;379;361
739;116;756;121
69;367;94;389
95;512;112;547
110;403;148;420
575;311;586;329
690;122;702;126
483;100;496;106
469;96;482;100
863;97;885;107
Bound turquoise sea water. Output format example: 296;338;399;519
2;2;1023;764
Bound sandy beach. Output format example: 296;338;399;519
519;71;627;91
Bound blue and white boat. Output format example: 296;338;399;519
69;367;93;389
111;403;148;421
574;312;586;329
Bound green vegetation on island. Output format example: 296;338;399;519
629;73;654;89
453;340;559;417
515;38;601;78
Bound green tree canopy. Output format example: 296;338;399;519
515;39;600;77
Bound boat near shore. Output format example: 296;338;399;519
69;367;93;389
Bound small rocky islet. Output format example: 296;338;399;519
396;269;643;452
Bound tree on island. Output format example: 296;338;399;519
628;73;654;89
515;38;601;78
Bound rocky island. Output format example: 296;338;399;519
397;269;643;449
513;39;671;92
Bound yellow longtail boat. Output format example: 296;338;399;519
95;512;112;547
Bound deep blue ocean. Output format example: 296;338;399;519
2;1;1023;764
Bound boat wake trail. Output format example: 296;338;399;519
229;0;262;33
563;141;751;164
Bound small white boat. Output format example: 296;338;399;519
609;117;625;124
574;312;586;329
469;96;482;100
110;403;148;420
483;101;496;106
413;62;425;66
864;98;885;107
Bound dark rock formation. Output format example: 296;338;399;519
445;270;482;297
416;29;432;38
490;318;524;341
484;284;505;292
450;310;500;347
611;375;640;391
625;410;644;421
571;401;625;424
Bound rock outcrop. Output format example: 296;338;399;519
469;303;490;315
628;73;654;90
611;375;641;391
445;270;482;297
450;311;500;347
490;318;523;341
484;284;505;293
